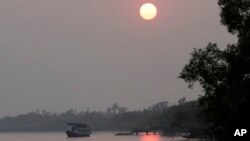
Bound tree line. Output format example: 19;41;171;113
0;99;205;137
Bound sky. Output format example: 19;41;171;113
0;0;236;117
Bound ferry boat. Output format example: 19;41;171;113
66;123;91;137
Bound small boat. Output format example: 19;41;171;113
66;123;91;137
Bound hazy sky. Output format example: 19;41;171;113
0;0;236;117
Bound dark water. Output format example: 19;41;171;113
0;132;187;141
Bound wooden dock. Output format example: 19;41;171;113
132;127;160;135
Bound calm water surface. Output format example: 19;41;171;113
0;132;187;141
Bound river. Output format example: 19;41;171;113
0;132;190;141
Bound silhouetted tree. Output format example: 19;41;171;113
179;0;250;140
178;97;186;104
218;0;250;36
105;103;127;116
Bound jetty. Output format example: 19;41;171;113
131;128;158;135
115;126;164;136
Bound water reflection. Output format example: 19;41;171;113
140;134;160;141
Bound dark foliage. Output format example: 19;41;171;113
179;0;250;140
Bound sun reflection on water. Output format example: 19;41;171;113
140;134;160;141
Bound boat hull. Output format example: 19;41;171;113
66;131;91;137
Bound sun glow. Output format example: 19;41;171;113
140;3;157;20
141;135;160;141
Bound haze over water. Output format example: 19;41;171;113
0;132;186;141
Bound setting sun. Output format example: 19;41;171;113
140;3;157;20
